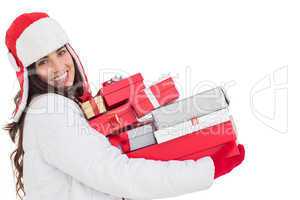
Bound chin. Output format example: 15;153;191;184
65;79;76;87
52;81;72;89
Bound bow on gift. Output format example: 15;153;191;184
78;90;93;102
103;75;123;86
108;114;122;133
79;91;107;119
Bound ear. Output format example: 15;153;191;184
7;51;20;72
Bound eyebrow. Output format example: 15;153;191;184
37;46;66;60
56;46;65;52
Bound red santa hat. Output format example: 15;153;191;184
5;12;91;122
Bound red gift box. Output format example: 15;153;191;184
99;73;145;108
131;77;179;117
89;103;138;136
177;142;238;161
126;120;239;160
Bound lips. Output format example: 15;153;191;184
54;71;67;81
52;70;69;86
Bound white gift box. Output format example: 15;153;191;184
151;87;230;129
154;109;231;144
108;123;157;153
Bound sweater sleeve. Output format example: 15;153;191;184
26;93;215;199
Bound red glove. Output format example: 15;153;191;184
211;142;245;179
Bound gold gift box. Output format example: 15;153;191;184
80;95;107;119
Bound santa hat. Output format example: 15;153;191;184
5;12;91;122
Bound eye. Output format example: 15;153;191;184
37;59;48;66
58;49;66;56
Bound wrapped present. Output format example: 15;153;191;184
99;73;145;108
108;123;157;153
152;87;229;129
131;77;179;118
154;109;231;144
89;103;138;136
126;120;239;160
80;95;107;119
177;142;239;161
78;90;93;103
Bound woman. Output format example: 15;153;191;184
3;12;245;200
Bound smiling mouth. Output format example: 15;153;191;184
53;71;68;82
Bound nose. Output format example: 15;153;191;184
51;58;65;76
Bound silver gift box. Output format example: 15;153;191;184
151;87;230;129
127;124;157;151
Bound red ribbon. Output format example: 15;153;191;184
89;98;100;116
108;132;131;153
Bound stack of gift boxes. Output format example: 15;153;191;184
79;73;240;161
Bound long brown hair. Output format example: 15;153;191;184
2;49;85;200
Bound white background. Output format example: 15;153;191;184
0;0;298;199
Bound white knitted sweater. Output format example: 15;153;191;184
22;93;215;200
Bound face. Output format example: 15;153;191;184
35;46;75;88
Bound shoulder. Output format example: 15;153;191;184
29;93;73;107
26;93;83;116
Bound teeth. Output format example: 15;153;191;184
54;72;67;81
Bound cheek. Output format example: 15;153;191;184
36;67;51;82
64;54;75;70
68;65;75;82
64;54;76;83
64;52;73;65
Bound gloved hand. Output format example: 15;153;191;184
211;141;245;179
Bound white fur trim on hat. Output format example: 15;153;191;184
7;52;20;72
16;17;69;67
12;68;29;122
